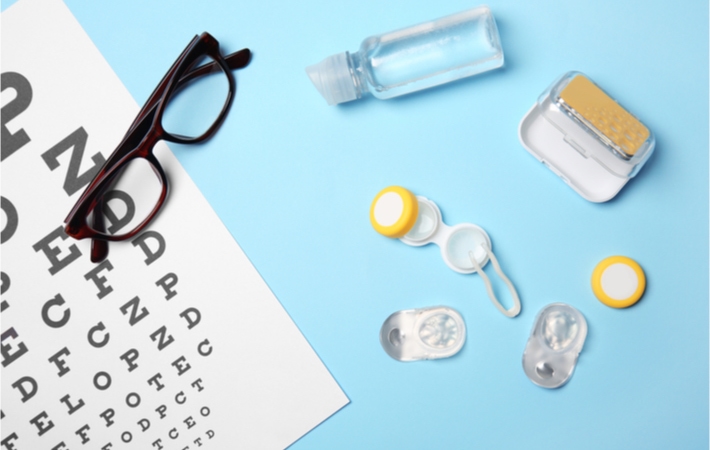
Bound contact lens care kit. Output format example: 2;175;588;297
307;5;653;387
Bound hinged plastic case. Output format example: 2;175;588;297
380;306;466;361
522;303;588;388
518;71;655;202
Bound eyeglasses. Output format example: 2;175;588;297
64;32;250;263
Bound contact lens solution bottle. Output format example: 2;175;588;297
306;5;504;105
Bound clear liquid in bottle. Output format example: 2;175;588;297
307;6;504;105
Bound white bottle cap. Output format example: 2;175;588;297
306;52;358;106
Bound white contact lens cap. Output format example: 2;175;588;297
380;306;466;362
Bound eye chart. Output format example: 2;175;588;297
0;0;349;448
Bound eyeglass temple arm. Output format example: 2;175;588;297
179;47;251;84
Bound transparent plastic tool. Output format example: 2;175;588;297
370;186;521;318
380;306;466;361
522;303;588;388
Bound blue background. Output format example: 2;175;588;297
4;0;708;448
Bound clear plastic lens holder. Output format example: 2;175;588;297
522;303;588;388
380;306;466;362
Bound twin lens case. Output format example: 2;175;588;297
370;186;521;318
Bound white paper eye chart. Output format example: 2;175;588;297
1;1;348;449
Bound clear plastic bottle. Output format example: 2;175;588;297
306;6;504;105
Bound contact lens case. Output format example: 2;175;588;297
380;306;466;361
370;186;521;318
522;303;588;388
519;71;655;202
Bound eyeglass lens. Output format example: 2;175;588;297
162;54;232;139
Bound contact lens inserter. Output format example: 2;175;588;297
370;186;521;318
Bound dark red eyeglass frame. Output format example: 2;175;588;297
64;32;251;263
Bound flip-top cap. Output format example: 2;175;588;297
306;52;358;106
370;186;419;238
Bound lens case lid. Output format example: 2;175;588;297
592;256;645;308
522;303;588;388
370;186;419;238
380;306;466;361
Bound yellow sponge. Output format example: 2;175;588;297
560;74;649;158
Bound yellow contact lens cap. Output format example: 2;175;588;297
370;186;419;238
591;256;646;308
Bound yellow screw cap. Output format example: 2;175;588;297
370;186;419;238
591;256;646;308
